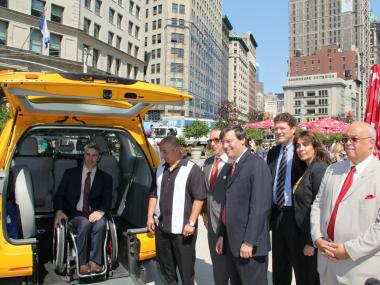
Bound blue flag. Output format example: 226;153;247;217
38;15;50;48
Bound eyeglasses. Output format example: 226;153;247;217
208;138;220;143
341;136;372;144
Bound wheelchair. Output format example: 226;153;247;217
52;213;118;282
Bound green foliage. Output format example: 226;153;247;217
0;104;9;131
315;133;342;143
244;128;262;141
178;136;186;146
184;120;209;139
214;120;228;130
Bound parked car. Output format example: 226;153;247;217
0;72;191;284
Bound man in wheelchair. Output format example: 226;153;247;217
53;142;113;275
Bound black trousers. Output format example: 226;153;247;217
155;227;197;285
70;215;106;266
225;232;268;285
208;231;229;285
271;206;319;285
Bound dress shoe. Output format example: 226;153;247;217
79;264;91;275
89;261;102;273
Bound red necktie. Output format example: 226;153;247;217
82;171;92;217
221;162;237;225
327;166;356;240
209;157;221;189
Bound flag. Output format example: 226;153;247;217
38;15;50;48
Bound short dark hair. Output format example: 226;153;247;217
160;135;181;148
274;112;297;128
220;125;246;141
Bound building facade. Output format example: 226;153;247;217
284;73;360;123
221;16;233;102
264;92;278;118
143;0;224;120
228;33;249;121
370;19;380;66
288;0;371;118
0;0;144;77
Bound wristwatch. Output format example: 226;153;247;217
188;220;195;227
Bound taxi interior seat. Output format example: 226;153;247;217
10;165;36;238
53;143;78;193
14;137;54;213
93;135;120;209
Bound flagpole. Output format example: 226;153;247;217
83;47;88;73
21;7;49;51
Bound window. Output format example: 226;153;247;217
84;0;91;9
157;19;162;29
128;21;133;35
151;49;156;59
134;66;138;79
134;46;139;57
109;8;115;24
31;0;45;17
93;23;100;38
92;48;99;68
0;0;7;7
179;4;185;14
116;36;122;49
145;8;149;18
118;0;122;6
83;18;91;33
178;19;184;27
51;5;63;23
151;64;155;74
157;48;161;58
129;0;134;14
49;33;61;57
117;14;123;29
136;6;140;18
144;37;147;46
107;55;113;73
145;22;148;32
127;63;132;77
108;31;114;45
152;20;156;30
172;3;178;12
135;26;139;39
0;20;7;45
171;63;184;73
152;35;156;44
157;33;161;43
95;0;101;15
171;47;184;58
128;42;133;54
29;29;41;53
156;63;160;73
158;4;162;14
170;78;184;88
115;58;120;75
153;6;157;15
171;33;184;43
171;18;177;26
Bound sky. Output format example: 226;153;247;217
223;0;380;94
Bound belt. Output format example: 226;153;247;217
273;204;293;212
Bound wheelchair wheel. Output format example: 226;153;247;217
107;215;119;269
53;222;66;274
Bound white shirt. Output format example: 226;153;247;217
76;165;97;212
234;148;249;164
208;153;230;182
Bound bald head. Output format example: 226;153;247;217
344;122;376;164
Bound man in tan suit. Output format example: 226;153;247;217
311;122;380;285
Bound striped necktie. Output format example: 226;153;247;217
276;145;287;206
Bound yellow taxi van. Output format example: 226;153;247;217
0;72;191;284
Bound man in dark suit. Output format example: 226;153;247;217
267;113;307;285
54;142;113;275
215;125;272;285
203;128;231;285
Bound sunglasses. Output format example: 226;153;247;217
208;138;220;143
341;136;371;144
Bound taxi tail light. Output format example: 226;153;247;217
25;74;39;79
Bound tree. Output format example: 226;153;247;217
244;128;262;141
0;103;9;131
214;100;246;127
248;109;265;122
184;120;209;141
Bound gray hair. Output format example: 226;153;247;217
84;142;101;154
351;121;376;139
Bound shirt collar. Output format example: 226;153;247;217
282;141;294;152
164;157;189;171
216;153;230;163
350;154;374;175
83;164;97;175
234;147;248;164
